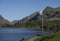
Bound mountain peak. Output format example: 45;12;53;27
46;6;53;9
39;10;43;15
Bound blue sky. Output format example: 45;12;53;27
0;0;60;21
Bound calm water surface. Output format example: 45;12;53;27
0;28;52;41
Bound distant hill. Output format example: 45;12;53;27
10;20;19;25
0;15;10;27
15;6;60;24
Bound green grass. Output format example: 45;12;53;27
34;31;60;41
23;38;28;41
22;37;29;41
48;31;60;41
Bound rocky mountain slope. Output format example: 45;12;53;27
16;6;60;24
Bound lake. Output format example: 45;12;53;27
0;28;52;41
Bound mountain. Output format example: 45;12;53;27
10;20;19;25
0;15;10;26
19;11;41;23
43;6;60;20
43;6;60;17
15;6;60;24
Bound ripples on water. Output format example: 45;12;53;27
0;28;41;41
0;28;52;41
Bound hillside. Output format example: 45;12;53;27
0;15;10;27
34;31;60;41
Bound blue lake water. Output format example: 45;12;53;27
0;28;52;41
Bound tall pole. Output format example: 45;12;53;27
39;10;43;32
42;14;43;32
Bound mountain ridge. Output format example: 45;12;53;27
0;6;60;26
15;6;60;24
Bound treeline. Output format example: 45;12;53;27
1;20;60;31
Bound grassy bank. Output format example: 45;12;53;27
34;31;60;41
20;37;29;41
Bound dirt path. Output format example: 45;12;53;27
27;36;40;41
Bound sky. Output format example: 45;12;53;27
0;0;60;21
